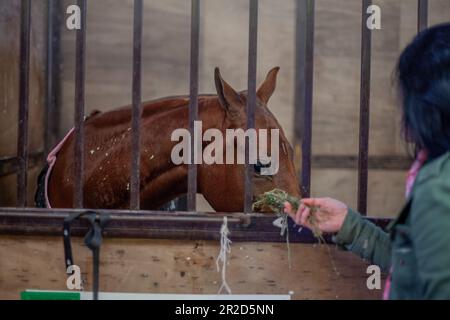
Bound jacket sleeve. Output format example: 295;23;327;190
410;176;450;299
334;208;392;272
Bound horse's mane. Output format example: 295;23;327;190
87;94;218;129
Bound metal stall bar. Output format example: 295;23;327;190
357;0;373;215
0;207;392;243
130;0;143;210
187;0;200;211
294;0;315;198
17;0;32;207
244;0;258;213
418;0;428;32
73;0;87;208
45;0;62;156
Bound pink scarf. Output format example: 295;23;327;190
44;128;75;208
382;150;428;300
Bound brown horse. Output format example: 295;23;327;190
43;67;300;211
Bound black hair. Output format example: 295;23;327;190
397;23;450;160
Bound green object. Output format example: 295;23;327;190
21;290;81;300
335;151;450;299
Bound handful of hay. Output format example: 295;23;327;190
252;188;324;243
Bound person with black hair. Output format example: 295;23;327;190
285;23;450;300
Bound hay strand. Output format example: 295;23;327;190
253;188;325;243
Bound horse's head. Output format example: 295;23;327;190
198;67;300;212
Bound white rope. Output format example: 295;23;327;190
273;214;292;269
216;216;232;295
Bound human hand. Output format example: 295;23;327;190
284;197;348;234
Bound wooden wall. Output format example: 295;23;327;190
0;235;384;300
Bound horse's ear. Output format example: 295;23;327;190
257;66;280;105
214;67;243;117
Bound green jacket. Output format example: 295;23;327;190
335;151;450;299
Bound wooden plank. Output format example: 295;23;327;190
0;235;384;300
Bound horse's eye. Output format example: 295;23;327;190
254;161;270;175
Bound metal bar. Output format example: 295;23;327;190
73;0;87;208
17;0;32;207
0;207;391;241
0;152;44;177
357;0;373;215
418;0;428;32
0;207;391;242
293;0;303;178
0;208;248;221
45;0;62;155
130;0;143;210
0;208;391;227
301;0;314;198
187;0;200;211
294;0;315;198
244;0;258;213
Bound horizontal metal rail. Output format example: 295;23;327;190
0;153;413;178
0;207;391;243
0;152;44;177
311;155;413;170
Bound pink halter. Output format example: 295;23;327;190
44;128;75;208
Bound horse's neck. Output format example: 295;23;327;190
137;97;225;209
